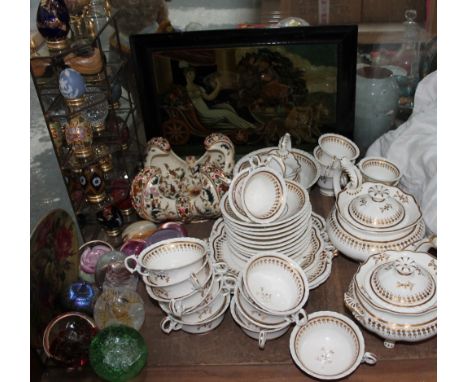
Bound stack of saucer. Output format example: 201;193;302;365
230;253;308;348
124;237;232;334
220;161;315;267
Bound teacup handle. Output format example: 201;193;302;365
258;330;267;350
278;133;292;157
169;299;185;317
213;261;228;276
289;308;307;326
160;316;182;334
362;352;377;365
248;156;262;170
221;275;237;295
189;273;202;290
124;255;148;276
263;155;286;177
332;157;362;198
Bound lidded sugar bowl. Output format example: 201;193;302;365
326;158;429;262
344;250;437;348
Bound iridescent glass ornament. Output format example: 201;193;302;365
93;288;145;330
89;325;148;382
62;281;97;314
36;0;70;51
43;312;97;368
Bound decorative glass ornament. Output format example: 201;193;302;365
79;240;114;282
81;163;107;204
145;228;185;246
110;80;122;109
95;251;137;291
107;114;130;150
62;281;97;314
84;91;109;134
59;68;87;107
93;288;145;330
120;239;146;257
96;205;124;237
64;0;91;37
36;0;70;51
89;325;148;382
274;17;309;28
47;120;64;152
110;178;133;216
64;115;93;159
43;312;97;368
93;144;113;174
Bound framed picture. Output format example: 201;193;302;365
131;25;357;156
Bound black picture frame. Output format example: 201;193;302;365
131;25;357;156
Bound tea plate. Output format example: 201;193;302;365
209;212;335;290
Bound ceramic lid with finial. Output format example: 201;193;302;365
370;255;436;308
355;250;437;315
336;182;422;233
348;184;406;229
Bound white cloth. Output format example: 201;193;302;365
366;71;437;235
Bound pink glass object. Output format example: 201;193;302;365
144;228;186;247
80;244;113;274
159;222;188;237
120;239;147;257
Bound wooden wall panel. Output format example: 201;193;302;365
362;0;426;22
280;0;362;25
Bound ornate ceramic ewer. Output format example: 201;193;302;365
130;133;235;223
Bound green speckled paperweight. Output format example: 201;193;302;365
89;325;148;382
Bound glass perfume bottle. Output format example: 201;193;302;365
393;10;421;99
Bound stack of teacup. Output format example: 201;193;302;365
124;237;233;334
231;253;309;349
313;133;360;197
221;156;315;268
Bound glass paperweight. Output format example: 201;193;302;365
43;312;97;368
89;325;148;382
120;239;147;257
79;240;114;283
62;281;98;314
95;250;138;291
145;227;185;247
93;288;145;330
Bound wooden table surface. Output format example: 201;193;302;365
40;188;436;382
